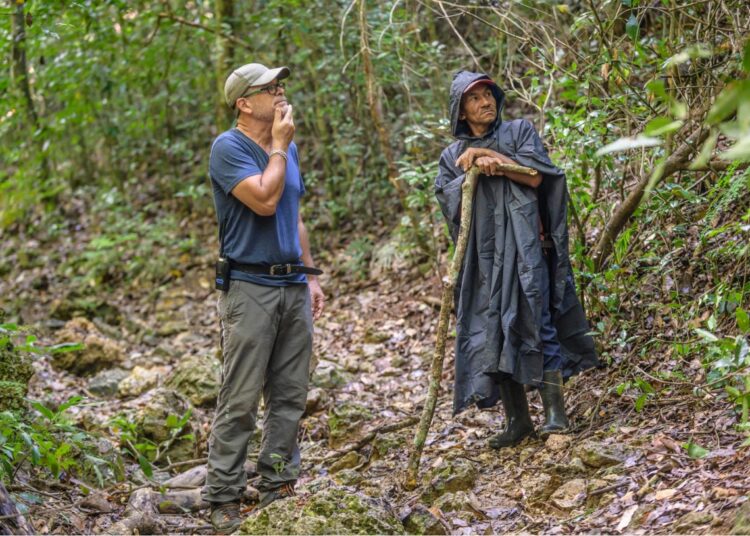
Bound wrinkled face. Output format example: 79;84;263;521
460;84;497;135
235;81;288;121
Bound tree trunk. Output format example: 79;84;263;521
358;0;430;254
215;0;236;128
10;0;38;129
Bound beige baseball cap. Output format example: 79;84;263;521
224;63;290;108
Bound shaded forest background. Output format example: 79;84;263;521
1;0;750;533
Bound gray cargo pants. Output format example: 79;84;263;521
202;280;312;504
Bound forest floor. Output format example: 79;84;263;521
2;221;749;534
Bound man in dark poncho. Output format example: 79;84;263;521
434;70;599;449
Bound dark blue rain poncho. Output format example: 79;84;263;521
435;71;599;414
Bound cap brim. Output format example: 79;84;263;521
253;66;290;87
463;78;495;93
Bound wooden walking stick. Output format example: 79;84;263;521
403;161;537;490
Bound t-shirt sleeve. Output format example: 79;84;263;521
209;136;262;195
289;143;305;196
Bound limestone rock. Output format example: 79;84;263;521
311;359;351;390
304;387;329;415
402;504;448;535
432;491;484;521
54;317;125;375
119;366;169;397
545;434;572;452
165;354;221;407
519;471;559;501
574;439;625;468
550;478;587;510
327;402;372;448
132;388;198;464
88;368;129;398
421;458;478;505
238;484;404;534
332;468;363;486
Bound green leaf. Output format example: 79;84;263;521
48;342;85;354
596;135;661;156
684;440;709;459
644;118;683;136
635;393;648;411
690;131;719;170
625;14;639;41
737;308;750;333
743;39;750;73
57;396;83;414
646;79;668;101
707;83;741;125
30;401;56;421
138;455;153;478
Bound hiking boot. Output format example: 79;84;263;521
539;369;569;438
257;482;296;510
209;500;241;534
488;378;535;449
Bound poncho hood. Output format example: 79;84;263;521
449;70;506;140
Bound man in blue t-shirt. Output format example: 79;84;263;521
202;62;325;534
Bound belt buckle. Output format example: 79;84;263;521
270;264;291;275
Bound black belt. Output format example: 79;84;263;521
230;261;323;276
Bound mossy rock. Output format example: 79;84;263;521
0;343;33;411
327;402;373;448
53;317;124;376
0;380;28;412
0;342;34;385
239;484;404;535
421;458;478;505
402;504;448;535
165;354;221;407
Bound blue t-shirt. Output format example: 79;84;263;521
209;128;306;286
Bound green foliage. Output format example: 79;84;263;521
109;407;194;477
0;396;124;487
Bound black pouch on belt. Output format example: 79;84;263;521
215;257;230;291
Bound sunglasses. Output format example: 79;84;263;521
241;81;286;98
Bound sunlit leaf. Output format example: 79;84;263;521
596;136;661;156
694;328;719;342
644;117;683;136
720;134;750;162
663;44;712;68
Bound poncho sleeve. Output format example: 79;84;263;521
434;146;465;243
509;119;564;177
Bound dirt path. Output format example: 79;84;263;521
9;257;750;533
